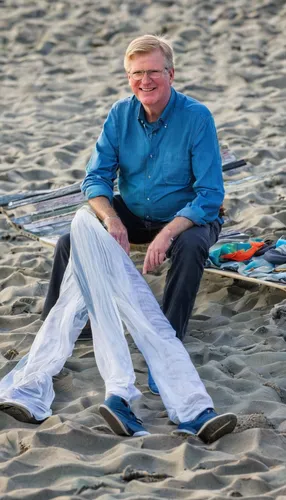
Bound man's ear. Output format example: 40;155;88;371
127;73;132;86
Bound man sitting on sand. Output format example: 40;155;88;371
41;34;224;395
0;204;236;442
0;35;237;443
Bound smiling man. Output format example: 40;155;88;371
42;35;224;393
0;35;237;442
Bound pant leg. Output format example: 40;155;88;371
71;207;213;423
0;262;88;420
41;233;71;320
163;221;221;341
41;196;156;320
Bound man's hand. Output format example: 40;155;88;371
143;216;194;274
104;217;130;255
143;230;172;274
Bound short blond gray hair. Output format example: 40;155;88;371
124;34;174;72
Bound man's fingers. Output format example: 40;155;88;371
125;240;130;255
143;252;150;274
122;236;130;255
149;249;156;270
109;230;130;255
118;233;130;255
154;251;166;267
143;249;166;274
153;250;161;267
158;252;166;265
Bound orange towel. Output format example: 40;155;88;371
222;241;265;261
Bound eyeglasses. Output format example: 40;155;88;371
128;69;168;81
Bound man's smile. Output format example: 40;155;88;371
139;87;156;92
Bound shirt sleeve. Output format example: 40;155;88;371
81;105;119;203
175;111;224;225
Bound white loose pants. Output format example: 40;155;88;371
0;207;213;423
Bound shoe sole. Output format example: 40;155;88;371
197;413;237;444
99;404;133;436
172;428;197;437
149;386;160;396
99;404;150;437
0;402;41;424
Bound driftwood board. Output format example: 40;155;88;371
203;268;286;292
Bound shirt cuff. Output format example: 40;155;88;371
84;185;113;204
175;206;206;226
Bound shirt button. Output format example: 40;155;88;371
150;154;153;158
148;175;151;178
147;198;150;201
146;215;150;219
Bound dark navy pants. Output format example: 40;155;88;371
42;195;221;341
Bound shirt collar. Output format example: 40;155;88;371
137;87;177;127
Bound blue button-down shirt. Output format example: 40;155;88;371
81;87;224;225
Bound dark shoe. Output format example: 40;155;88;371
148;368;159;395
0;402;43;424
99;395;150;437
173;408;237;444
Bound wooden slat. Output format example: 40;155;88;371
11;193;85;224
0;189;52;207
24;221;73;237
12;204;79;225
23;213;75;232
7;182;82;209
204;268;286;292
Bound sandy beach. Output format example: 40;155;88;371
1;0;286;498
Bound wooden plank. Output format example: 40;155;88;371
24;221;73;237
39;236;60;247
7;182;82;209
12;204;80;225
204;268;286;292
23;213;75;232
11;193;85;224
0;189;52;207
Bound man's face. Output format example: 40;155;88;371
127;49;174;111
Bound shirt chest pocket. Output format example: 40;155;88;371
161;153;191;185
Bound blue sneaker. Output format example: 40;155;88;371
99;395;150;437
148;368;160;395
174;408;237;444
